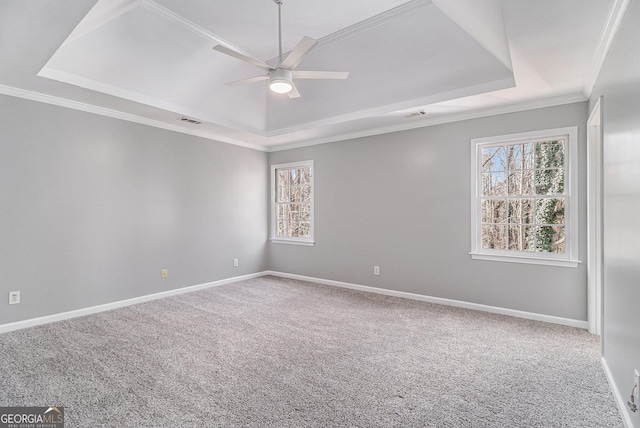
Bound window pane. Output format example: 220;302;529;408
536;140;564;169
482;172;507;196
278;170;289;186
290;169;300;185
482;148;495;174
289;221;299;237
277;185;288;202
482;199;507;224
535;168;564;195
508;198;534;225
535;198;565;225
482;224;506;250
508;225;526;251
277;204;288;220
493;199;507;224
551;226;565;253
508;170;533;195
534;225;565;253
301;184;311;202
482;146;507;173
507;199;520;224
523;226;536;252
299;222;311;237
510;143;534;170
300;167;311;185
277;221;286;237
481;199;492;223
299;204;311;221
521;199;535;224
292;185;303;202
287;204;299;221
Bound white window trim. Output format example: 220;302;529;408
270;160;315;246
470;127;580;268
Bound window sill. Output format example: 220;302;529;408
270;239;315;247
469;252;581;268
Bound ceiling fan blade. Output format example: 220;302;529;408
225;75;269;87
292;71;349;80
287;83;301;99
213;45;274;72
279;36;318;69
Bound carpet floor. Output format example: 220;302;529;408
0;276;623;427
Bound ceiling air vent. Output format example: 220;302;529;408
179;117;202;125
405;110;427;118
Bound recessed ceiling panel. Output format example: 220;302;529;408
153;0;413;60
39;0;269;133
265;3;514;133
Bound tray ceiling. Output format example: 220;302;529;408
0;0;620;150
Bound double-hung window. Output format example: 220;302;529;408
270;161;314;246
470;127;579;267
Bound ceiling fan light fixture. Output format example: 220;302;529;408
269;68;293;94
270;80;293;93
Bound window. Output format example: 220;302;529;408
270;161;314;246
470;127;579;267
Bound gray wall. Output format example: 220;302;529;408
0;93;590;327
589;0;640;425
0;95;268;325
269;102;589;321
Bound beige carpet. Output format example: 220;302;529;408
0;275;623;427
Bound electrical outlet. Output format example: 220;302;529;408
373;266;380;276
161;269;168;279
9;291;20;305
233;259;239;267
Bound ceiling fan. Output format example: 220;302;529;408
212;0;349;98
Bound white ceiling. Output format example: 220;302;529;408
0;0;621;151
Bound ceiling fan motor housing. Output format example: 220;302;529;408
269;68;293;93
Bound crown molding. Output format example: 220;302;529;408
63;0;142;46
140;0;263;66
0;84;267;152
140;0;226;45
267;93;588;152
317;0;433;50
583;0;630;97
1;83;587;154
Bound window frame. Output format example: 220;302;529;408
270;160;315;246
470;127;580;267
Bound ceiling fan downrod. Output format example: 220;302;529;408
274;0;284;64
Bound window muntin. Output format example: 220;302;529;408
471;128;579;267
271;161;314;245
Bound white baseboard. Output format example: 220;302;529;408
1;270;589;335
267;271;589;330
602;357;636;428
0;271;269;335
